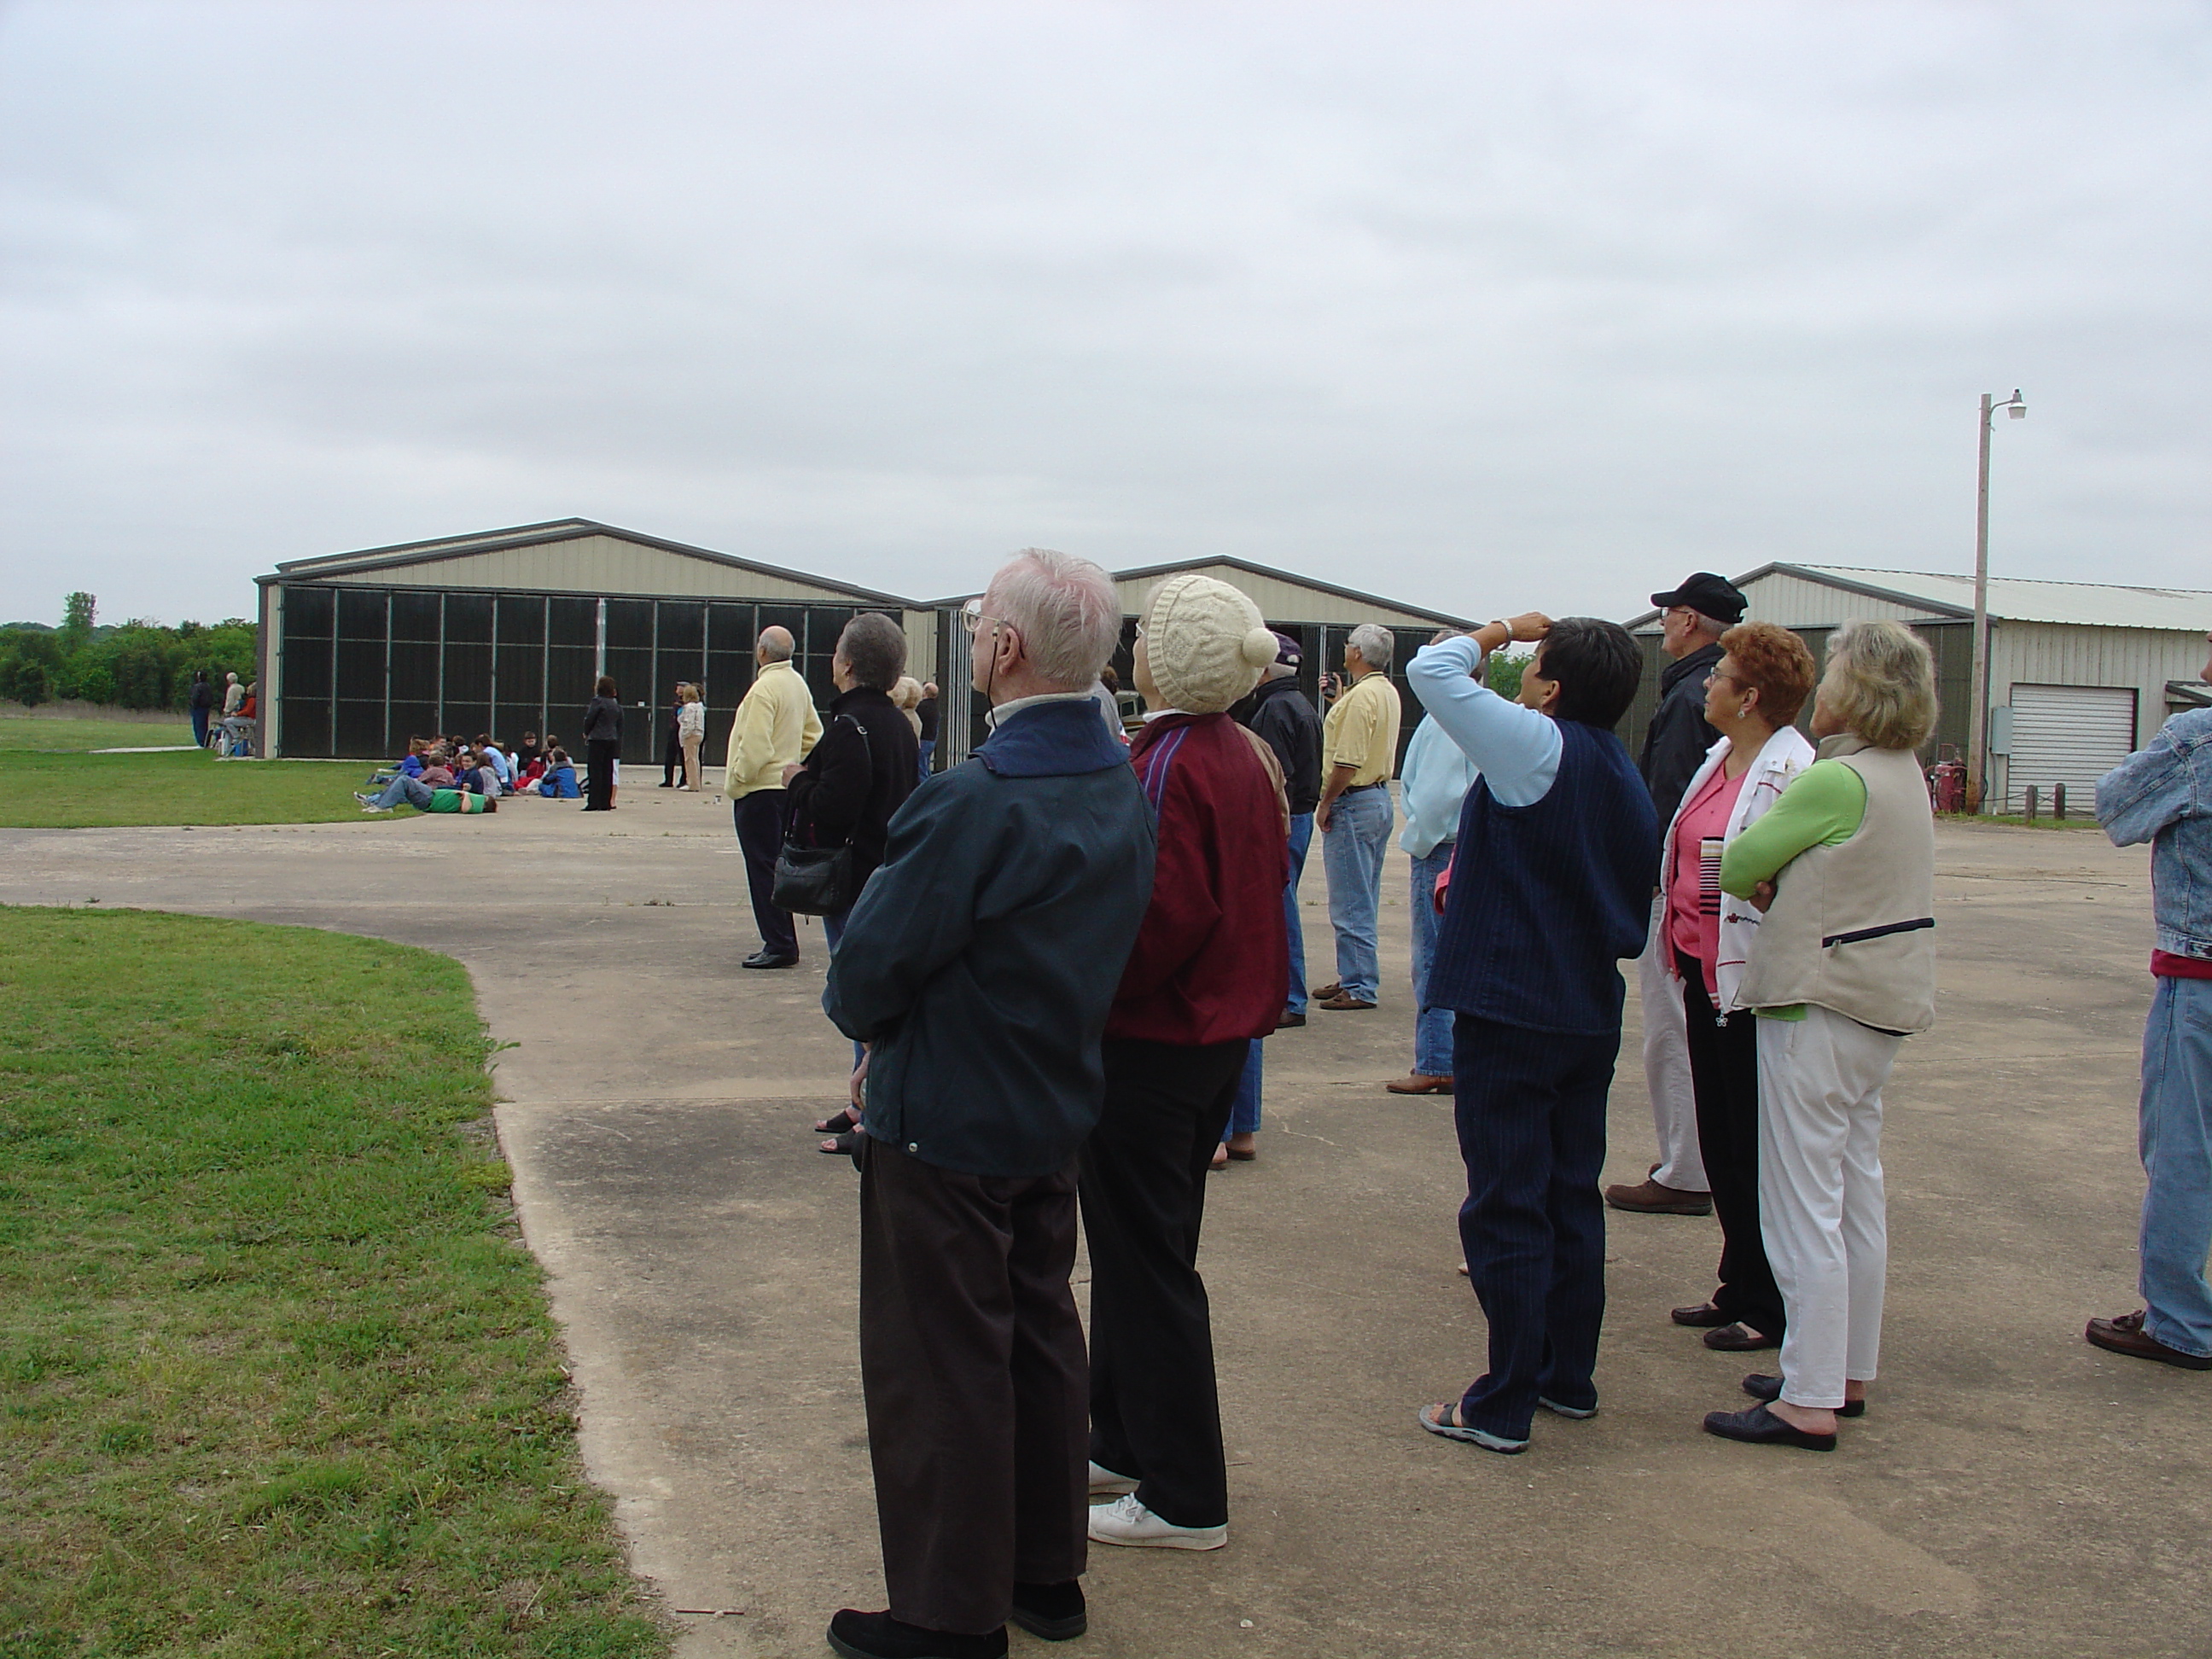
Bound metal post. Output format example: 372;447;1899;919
1967;393;1994;813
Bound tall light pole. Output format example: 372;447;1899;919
1967;388;2027;812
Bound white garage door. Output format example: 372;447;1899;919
2005;684;2137;812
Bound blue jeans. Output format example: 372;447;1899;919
1453;1013;1619;1441
1284;812;1314;1016
1229;1041;1262;1136
917;738;935;783
1409;843;1455;1078
370;773;434;810
2140;975;2212;1358
1322;788;1393;1002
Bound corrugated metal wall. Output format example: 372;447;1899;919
1988;621;2207;805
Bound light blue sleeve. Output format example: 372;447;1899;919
1406;635;1560;807
2098;712;2209;848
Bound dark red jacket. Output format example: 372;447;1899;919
1107;713;1289;1046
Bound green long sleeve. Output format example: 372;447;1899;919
1718;759;1866;897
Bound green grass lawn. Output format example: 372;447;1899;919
0;908;670;1657
0;748;411;830
0;718;197;754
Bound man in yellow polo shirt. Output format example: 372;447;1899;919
727;624;823;968
1313;624;1402;1010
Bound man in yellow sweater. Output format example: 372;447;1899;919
727;625;824;968
1313;624;1402;1010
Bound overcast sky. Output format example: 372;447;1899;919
2;1;2206;628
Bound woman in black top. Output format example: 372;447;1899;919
582;677;623;812
785;614;918;1152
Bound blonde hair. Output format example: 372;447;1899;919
678;684;701;704
1820;620;1938;751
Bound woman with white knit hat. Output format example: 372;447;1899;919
1082;573;1290;1554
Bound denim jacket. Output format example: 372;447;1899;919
2098;706;2212;962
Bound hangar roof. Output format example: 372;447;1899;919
1627;562;2212;633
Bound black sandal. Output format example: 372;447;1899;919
818;1129;863;1158
813;1107;859;1135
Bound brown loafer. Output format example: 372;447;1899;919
1385;1074;1453;1095
1276;1007;1307;1029
1604;1178;1714;1216
2087;1309;2212;1370
1703;1323;1783;1352
1311;982;1342;1001
1318;992;1377;1010
1670;1301;1732;1327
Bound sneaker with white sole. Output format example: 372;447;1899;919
1086;1461;1138;1497
1086;1493;1226;1551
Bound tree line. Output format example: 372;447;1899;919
1;593;258;712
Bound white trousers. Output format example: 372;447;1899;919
1639;894;1707;1192
1756;1004;1901;1410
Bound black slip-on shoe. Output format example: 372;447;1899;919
1702;1401;1836;1452
1010;1580;1086;1641
1703;1322;1783;1352
1742;1373;1865;1417
741;951;800;969
826;1608;1007;1659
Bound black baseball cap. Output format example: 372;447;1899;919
1649;572;1746;625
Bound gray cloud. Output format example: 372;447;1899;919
2;0;2207;626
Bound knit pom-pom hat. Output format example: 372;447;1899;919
1140;574;1278;715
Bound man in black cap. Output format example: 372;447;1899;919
1604;571;1745;1219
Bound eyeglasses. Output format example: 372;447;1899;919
960;607;1004;637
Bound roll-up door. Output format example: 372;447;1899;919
2005;684;2136;811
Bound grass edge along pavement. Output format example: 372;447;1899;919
0;907;670;1657
0;748;421;829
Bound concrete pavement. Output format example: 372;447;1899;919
2;780;2203;1657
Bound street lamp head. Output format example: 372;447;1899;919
2008;402;2026;419
2005;388;2026;419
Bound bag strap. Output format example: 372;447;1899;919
796;713;874;850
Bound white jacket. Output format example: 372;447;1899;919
678;701;705;741
1657;725;1815;1015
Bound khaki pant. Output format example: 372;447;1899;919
680;732;701;790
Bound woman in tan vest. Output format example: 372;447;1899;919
1701;620;1938;1452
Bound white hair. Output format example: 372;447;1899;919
986;549;1121;691
756;626;795;663
1347;624;1394;671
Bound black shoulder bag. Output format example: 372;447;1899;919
773;714;871;917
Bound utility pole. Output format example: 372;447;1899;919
1967;389;2025;812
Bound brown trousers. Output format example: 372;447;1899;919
859;1136;1088;1634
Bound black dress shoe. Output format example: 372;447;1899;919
1703;1322;1783;1351
741;950;800;969
1703;1400;1836;1451
1742;1373;1865;1417
1670;1301;1732;1327
826;1608;1007;1659
1010;1580;1086;1641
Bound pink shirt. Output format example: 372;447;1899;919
1667;764;1749;998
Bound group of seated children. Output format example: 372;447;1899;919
358;733;579;812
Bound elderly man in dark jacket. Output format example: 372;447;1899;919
1233;632;1323;1025
822;549;1154;1659
1605;570;1744;1219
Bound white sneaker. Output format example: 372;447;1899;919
1086;1493;1226;1551
1087;1460;1138;1496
